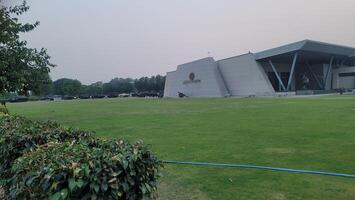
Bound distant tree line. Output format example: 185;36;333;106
40;75;166;97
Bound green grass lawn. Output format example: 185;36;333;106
7;95;355;199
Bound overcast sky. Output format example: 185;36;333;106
10;0;355;84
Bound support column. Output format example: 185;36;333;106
268;59;286;91
287;52;298;91
323;56;334;89
306;61;323;90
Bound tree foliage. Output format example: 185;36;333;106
134;75;165;93
0;1;54;96
86;81;104;96
50;75;165;97
53;78;81;96
104;78;134;95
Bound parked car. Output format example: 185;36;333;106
79;95;91;99
9;96;28;103
131;93;139;97
40;97;54;101
62;96;75;100
92;95;105;99
119;93;130;98
107;94;119;98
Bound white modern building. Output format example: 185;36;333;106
164;40;355;98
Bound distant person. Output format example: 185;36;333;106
178;92;188;98
302;74;310;90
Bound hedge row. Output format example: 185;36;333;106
0;116;161;200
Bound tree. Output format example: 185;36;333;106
102;82;112;95
134;77;149;92
155;75;166;92
87;82;103;96
33;74;53;96
0;1;55;97
109;78;134;94
63;79;81;96
134;75;165;93
79;84;89;96
53;78;81;96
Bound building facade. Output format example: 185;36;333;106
164;40;355;98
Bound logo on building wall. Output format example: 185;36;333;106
184;72;201;84
189;72;195;81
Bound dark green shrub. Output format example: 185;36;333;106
0;105;8;115
8;140;161;200
0;116;92;179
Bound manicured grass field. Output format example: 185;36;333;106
7;95;355;199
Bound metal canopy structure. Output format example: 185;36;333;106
255;40;355;62
255;40;355;92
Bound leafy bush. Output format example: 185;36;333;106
9;140;161;200
0;116;92;179
0;116;161;199
0;105;9;115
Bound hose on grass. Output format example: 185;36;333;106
162;160;355;178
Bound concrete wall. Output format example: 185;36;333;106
332;66;355;89
217;53;275;96
163;71;179;98
163;57;228;98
